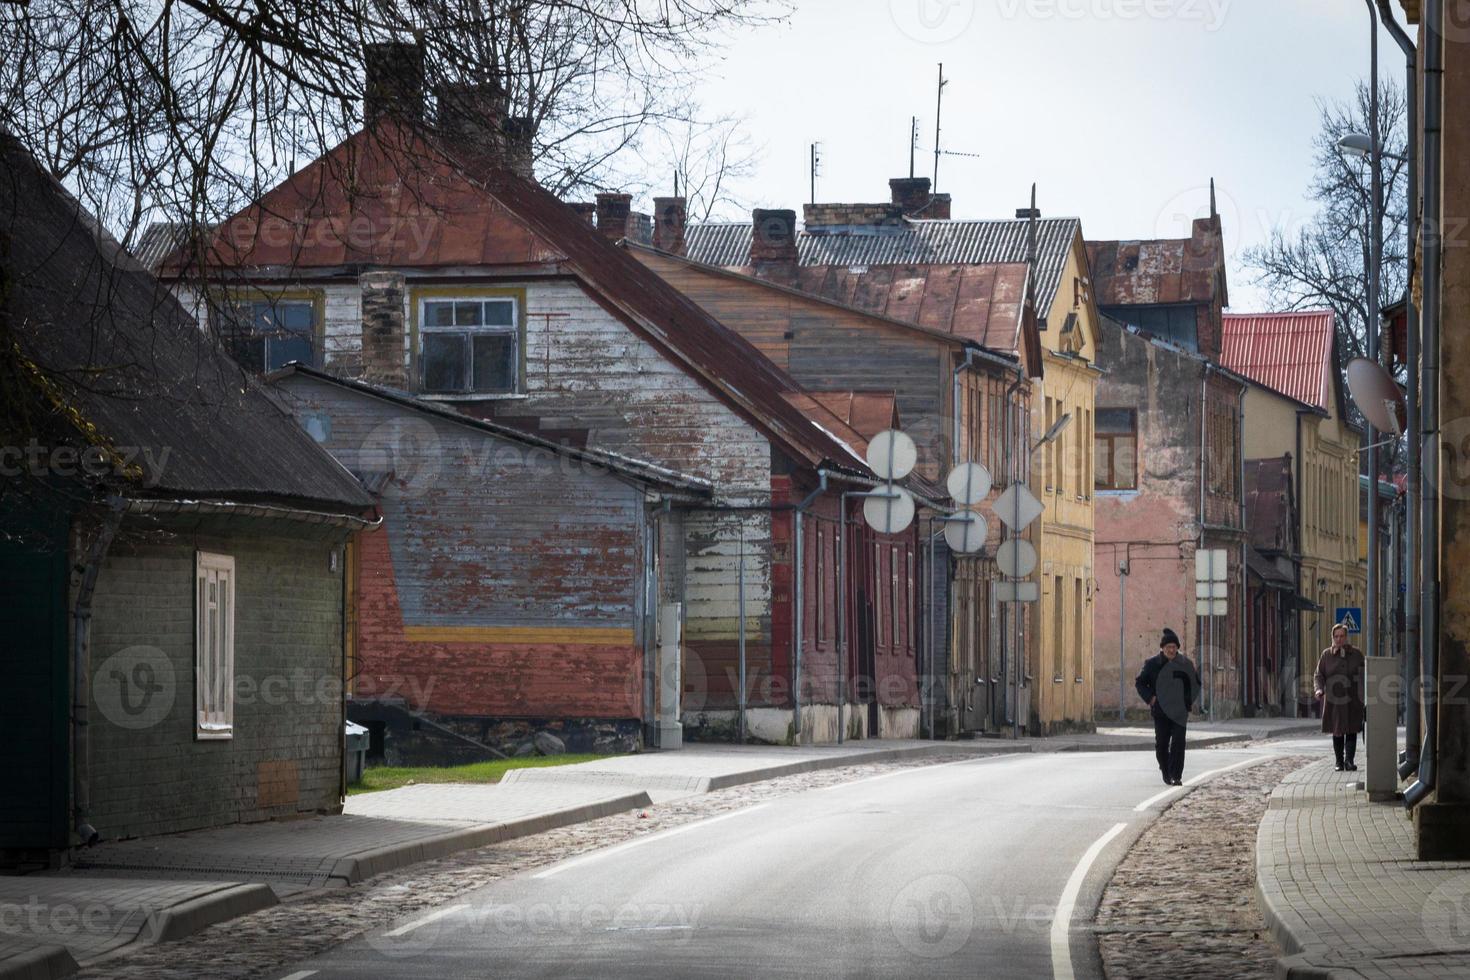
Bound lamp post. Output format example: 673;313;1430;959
1336;0;1384;666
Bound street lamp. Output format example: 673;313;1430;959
1337;132;1407;164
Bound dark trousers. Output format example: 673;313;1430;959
1153;708;1187;780
1332;733;1358;766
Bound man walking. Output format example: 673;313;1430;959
1135;628;1202;785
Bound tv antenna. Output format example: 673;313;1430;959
933;63;948;190
909;116;920;179
810;142;822;205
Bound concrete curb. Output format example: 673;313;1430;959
327;790;653;885
145;882;279;944
0;946;78;980
502;743;1030;794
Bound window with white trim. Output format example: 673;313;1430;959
216;298;318;372
420;297;519;394
196;552;235;739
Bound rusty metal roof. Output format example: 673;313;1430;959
805;391;899;440
1087;217;1228;310
786;262;1032;357
160;124;873;478
685;217;1081;318
1221;311;1335;412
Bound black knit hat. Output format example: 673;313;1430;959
1160;628;1181;649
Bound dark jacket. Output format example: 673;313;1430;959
1314;645;1366;735
1135;651;1201;726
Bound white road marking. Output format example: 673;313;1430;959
382;904;469;938
1050;822;1128;980
532;804;771;879
1183;756;1264;786
1132;755;1266;811
277;973;317;980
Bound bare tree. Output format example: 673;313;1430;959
0;0;785;247
1244;79;1409;375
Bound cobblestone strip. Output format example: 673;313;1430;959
1095;756;1310;980
80;755;971;980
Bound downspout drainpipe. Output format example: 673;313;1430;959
1238;385;1248;714
73;496;126;846
793;470;830;744
1406;0;1442;811
1378;0;1423;778
1003;374;1027;738
1200;364;1213;719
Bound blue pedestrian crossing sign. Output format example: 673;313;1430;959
1335;608;1363;633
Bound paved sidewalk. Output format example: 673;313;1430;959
1257;758;1470;979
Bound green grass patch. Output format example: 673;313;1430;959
348;753;609;796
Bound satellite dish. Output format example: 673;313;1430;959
1346;357;1406;436
996;538;1038;578
946;462;993;506
863;487;916;535
867;430;918;482
944;512;987;554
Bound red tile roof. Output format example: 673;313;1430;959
160;124;871;477
1220;311;1335;412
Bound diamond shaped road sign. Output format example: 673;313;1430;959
995;484;1043;533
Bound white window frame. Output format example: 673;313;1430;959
195;551;236;740
418;296;520;395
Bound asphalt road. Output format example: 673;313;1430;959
269;741;1318;980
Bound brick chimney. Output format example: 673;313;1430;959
626;212;653;245
436;81;506;146
888;177;953;220
653;197;687;255
751;209;798;280
500;117;535;180
364;42;425;125
803;202;904;232
359;271;407;388
595;193;632;242
889;177;931;215
568;202;596;225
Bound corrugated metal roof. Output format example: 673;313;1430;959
0;132;374;511
1220;311;1335;412
684;217;1081;318
133;221;194;273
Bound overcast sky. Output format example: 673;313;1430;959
683;0;1407;312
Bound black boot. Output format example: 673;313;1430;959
1333;735;1345;771
1345;734;1358;771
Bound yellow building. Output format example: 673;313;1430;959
1223;311;1366;713
1029;232;1104;733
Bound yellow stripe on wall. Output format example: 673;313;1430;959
402;625;637;646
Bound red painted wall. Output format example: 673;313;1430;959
352;527;642;719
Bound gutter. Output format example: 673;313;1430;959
72;496;126;846
122;497;383;530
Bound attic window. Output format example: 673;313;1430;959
217;298;318;372
420;297;518;394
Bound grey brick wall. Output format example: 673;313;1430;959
86;515;348;841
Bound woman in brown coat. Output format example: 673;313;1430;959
1314;623;1366;771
